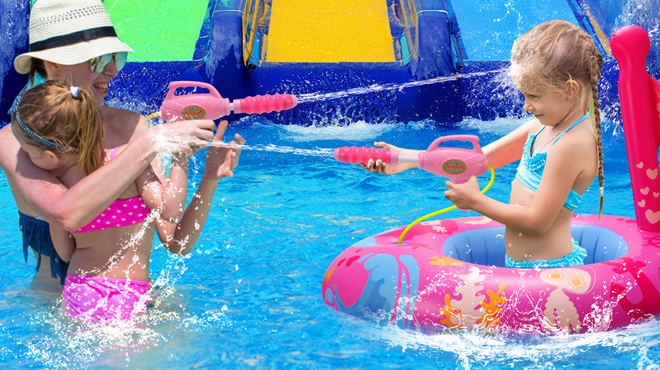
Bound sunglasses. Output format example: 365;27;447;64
89;52;128;73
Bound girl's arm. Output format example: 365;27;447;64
482;119;534;169
358;141;421;174
136;151;190;223
48;224;75;262
0;119;215;231
444;137;583;235
156;121;244;256
359;119;535;175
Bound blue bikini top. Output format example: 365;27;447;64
514;113;590;211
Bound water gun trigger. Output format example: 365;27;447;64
419;135;488;183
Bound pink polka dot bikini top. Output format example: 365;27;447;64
72;196;151;233
72;147;151;234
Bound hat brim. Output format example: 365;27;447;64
14;36;134;74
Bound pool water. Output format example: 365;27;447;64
1;111;659;369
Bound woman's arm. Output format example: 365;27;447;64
0;120;215;230
156;121;244;256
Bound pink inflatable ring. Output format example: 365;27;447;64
322;25;660;335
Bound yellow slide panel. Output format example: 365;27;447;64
267;0;395;63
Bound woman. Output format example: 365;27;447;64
0;0;243;292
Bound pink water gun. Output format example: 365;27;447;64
152;81;297;122
334;135;489;183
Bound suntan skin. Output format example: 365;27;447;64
362;82;598;262
0;58;217;290
362;18;606;265
360;121;531;176
16;120;241;283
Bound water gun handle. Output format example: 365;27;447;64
165;81;222;100
334;135;488;183
429;135;482;151
158;81;297;122
160;81;230;122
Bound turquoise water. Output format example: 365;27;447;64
1;112;659;369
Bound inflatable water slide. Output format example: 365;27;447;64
1;0;659;125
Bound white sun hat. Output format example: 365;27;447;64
13;0;134;74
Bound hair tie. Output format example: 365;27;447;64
70;86;80;98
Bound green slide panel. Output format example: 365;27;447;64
103;0;209;62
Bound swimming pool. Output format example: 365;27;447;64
2;0;660;368
2;107;660;369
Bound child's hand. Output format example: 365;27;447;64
203;120;244;180
228;132;245;171
358;141;418;175
444;176;481;210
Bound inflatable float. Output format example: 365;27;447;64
321;25;660;335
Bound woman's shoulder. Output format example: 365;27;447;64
99;106;150;140
100;106;148;126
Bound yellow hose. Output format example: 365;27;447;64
397;165;495;244
146;111;161;120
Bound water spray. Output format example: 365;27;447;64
148;81;297;121
334;135;495;243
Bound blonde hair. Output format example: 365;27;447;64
511;19;604;217
12;80;105;175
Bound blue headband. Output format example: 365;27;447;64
11;86;77;153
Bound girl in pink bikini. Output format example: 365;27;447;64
11;80;239;323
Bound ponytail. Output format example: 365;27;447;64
13;81;106;175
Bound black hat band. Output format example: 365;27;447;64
29;26;117;52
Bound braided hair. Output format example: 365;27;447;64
511;19;604;218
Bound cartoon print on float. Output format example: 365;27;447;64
539;268;593;333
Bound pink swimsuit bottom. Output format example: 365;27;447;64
63;275;151;323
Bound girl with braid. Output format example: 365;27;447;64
366;20;604;268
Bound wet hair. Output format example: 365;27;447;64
12;80;105;175
511;19;604;217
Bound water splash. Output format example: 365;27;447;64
296;69;508;104
210;142;334;158
334;309;660;368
